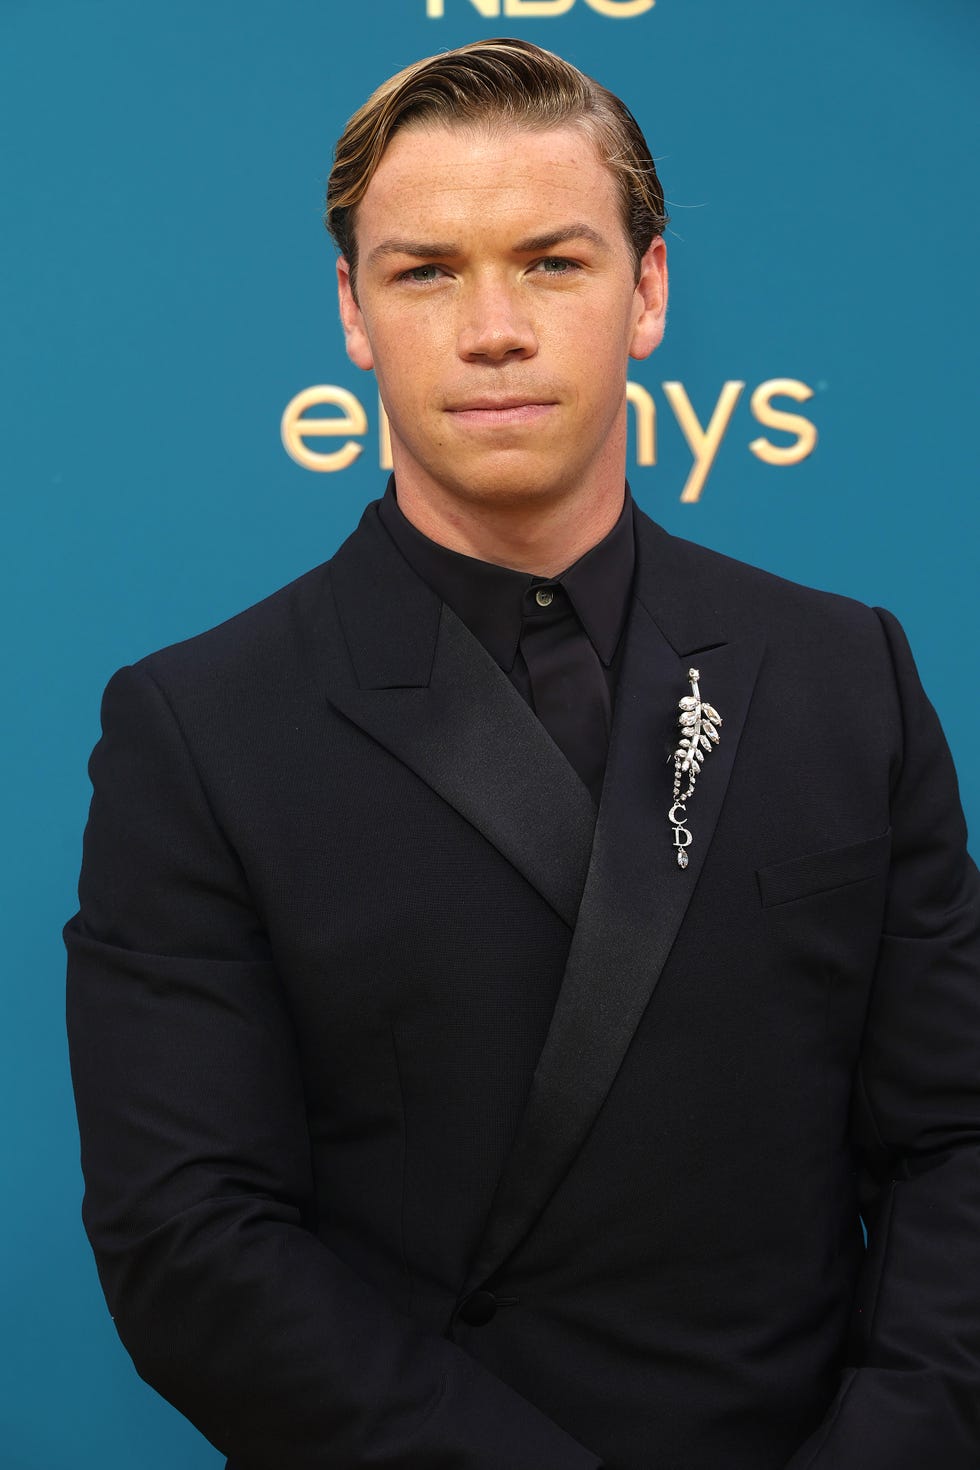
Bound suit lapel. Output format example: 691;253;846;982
325;505;597;930
460;511;765;1296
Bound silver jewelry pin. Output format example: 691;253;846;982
669;667;722;869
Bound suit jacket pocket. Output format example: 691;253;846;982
757;830;891;908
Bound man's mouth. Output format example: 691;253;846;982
445;397;557;427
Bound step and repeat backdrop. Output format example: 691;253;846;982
2;1;977;1465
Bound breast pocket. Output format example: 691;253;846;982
757;830;892;908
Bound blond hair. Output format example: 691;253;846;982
326;37;667;295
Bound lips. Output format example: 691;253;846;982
447;396;553;411
445;396;557;427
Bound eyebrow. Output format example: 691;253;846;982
513;223;611;254
369;238;460;264
367;222;612;266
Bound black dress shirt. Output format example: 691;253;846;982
377;480;635;804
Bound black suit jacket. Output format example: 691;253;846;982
66;501;980;1469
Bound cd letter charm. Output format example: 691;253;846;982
669;668;722;869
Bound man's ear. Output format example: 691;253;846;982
337;257;375;371
628;235;668;362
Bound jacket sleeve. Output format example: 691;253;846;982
65;661;602;1470
785;608;980;1469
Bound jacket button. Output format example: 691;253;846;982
458;1289;498;1326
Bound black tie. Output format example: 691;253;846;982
518;580;611;804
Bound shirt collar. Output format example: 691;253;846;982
376;477;635;672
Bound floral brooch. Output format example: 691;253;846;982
668;667;722;868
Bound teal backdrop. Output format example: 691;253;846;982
2;1;977;1465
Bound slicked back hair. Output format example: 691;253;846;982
326;37;667;297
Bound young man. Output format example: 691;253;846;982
66;38;980;1470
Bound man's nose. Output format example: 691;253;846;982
456;279;537;363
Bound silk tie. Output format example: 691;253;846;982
518;581;610;804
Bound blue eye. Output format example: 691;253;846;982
536;257;578;275
401;265;442;283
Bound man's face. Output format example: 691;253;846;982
337;122;667;519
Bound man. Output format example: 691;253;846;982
66;37;980;1470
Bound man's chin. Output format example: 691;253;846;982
436;467;572;511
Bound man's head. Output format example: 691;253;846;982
326;40;669;568
326;37;667;300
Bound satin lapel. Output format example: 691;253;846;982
460;513;765;1294
325;506;596;930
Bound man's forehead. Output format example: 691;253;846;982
359;120;620;227
386;118;609;184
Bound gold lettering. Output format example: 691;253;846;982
426;0;500;16
428;0;654;12
280;385;368;473
662;380;744;503
626;381;657;466
748;378;818;466
583;0;655;15
281;378;813;491
504;0;575;12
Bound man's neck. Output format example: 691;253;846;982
391;476;627;578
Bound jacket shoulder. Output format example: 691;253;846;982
130;545;347;704
636;510;889;651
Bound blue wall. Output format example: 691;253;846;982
2;1;977;1463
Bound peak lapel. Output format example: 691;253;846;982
325;506;597;930
461;512;765;1294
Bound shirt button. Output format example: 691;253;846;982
535;587;555;607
